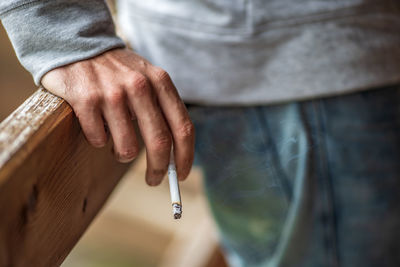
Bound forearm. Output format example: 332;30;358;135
0;0;125;85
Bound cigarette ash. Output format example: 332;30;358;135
172;203;182;219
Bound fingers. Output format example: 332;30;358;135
147;67;195;181
102;89;139;163
74;92;108;148
126;73;172;186
41;49;194;186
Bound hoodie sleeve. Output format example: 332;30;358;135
0;0;125;85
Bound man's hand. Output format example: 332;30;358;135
41;48;195;186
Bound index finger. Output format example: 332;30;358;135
147;67;195;181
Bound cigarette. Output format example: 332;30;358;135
168;153;182;219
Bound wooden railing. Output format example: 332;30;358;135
0;87;228;267
0;88;134;266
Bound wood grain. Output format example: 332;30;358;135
0;88;134;266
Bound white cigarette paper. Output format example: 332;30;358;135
168;154;182;219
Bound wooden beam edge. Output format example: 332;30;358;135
0;88;69;183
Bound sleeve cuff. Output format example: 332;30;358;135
1;0;126;85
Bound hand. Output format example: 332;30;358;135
41;48;195;186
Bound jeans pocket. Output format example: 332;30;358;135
191;106;291;265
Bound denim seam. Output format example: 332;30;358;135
309;101;331;265
317;100;342;267
311;100;340;267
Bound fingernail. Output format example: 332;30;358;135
146;177;161;186
115;149;138;163
91;139;106;148
118;157;135;163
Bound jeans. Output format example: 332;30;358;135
189;85;400;267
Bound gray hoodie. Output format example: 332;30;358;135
1;0;400;105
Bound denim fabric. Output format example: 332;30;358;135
189;85;400;267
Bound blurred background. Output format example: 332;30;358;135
0;19;227;267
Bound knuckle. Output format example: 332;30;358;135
117;146;139;162
176;121;195;140
80;90;101;107
128;74;150;97
150;133;172;152
153;67;171;83
105;89;124;106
